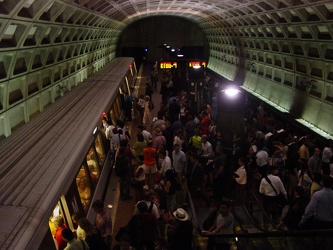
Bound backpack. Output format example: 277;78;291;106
115;155;128;177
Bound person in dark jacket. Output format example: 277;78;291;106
167;208;193;250
77;218;108;250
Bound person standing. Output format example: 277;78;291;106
124;92;133;121
143;141;158;189
259;166;288;227
128;201;159;250
322;139;333;175
77;218;108;250
233;157;248;201
143;96;153;126
167;208;193;250
204;200;234;250
115;147;132;200
92;200;112;247
52;216;68;250
299;175;333;229
172;144;187;183
62;228;90;250
308;147;322;180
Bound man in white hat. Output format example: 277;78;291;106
167;208;193;250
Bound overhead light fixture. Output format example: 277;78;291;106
222;87;240;97
177;54;184;57
193;65;201;69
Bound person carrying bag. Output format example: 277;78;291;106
259;166;288;227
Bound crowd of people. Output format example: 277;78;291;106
106;64;333;249
51;200;112;250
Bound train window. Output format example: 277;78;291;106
76;165;93;211
94;133;106;166
47;195;74;250
86;148;100;186
110;108;117;126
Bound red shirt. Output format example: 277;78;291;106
143;147;157;166
201;115;210;136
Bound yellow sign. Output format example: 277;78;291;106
160;62;178;69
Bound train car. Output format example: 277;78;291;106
0;57;137;250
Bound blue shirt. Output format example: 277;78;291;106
300;187;333;224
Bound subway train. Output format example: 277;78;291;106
0;57;137;250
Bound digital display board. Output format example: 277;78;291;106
160;62;178;69
189;61;206;68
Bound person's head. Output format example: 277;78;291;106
92;199;105;213
78;177;88;189
71;212;83;225
52;216;65;229
137;132;144;142
173;208;189;222
173;144;180;152
116;119;124;128
201;135;208;143
138;155;144;163
145;95;150;101
238;157;246;166
219;200;231;216
313;147;321;157
154;128;162;136
159;149;167;159
62;228;74;242
77;218;94;234
112;127;118;134
136;201;148;214
321;175;333;188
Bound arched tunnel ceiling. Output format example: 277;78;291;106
63;0;333;29
1;0;333;139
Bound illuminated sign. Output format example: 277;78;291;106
160;62;178;69
189;61;206;68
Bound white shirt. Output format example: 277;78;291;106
64;239;90;250
297;170;312;190
259;174;287;198
201;141;214;158
234;166;247;185
160;156;172;175
172;150;187;173
105;125;115;139
142;130;152;141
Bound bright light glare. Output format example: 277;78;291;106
193;65;201;69
224;88;240;97
177;54;184;57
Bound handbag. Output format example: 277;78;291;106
264;176;288;208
